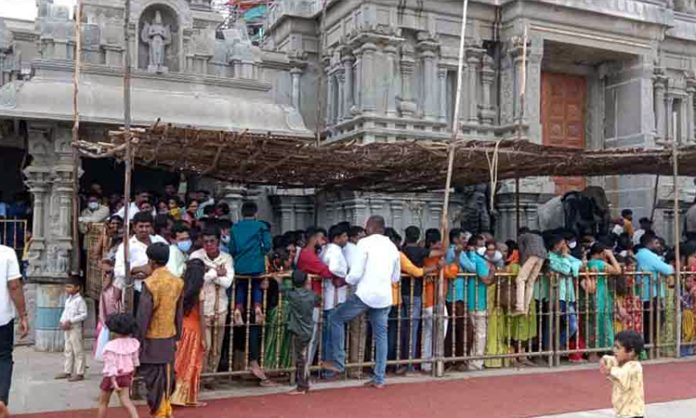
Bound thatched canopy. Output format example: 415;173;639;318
77;123;696;193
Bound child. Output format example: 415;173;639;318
599;330;645;418
97;313;140;418
55;275;88;382
284;270;318;395
95;259;122;362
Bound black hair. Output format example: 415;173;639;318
292;270;308;288
638;217;652;225
172;222;190;237
132;211;154;225
405;226;421;243
517;226;530;236
216;202;230;215
182;259;205;315
154;214;174;235
108;215;124;224
67;275;82;288
547;234;565;251
639;232;658;247
305;226;324;241
329;223;349;241
218;219;232;230
201;225;221;240
272;235;285;250
467;234;482;247
203;205;216;216
447;227;462;244
146;242;170;265
505;239;518;252
621;209;633;217
589;242;607;256
384;227;402;247
105;313;138;337
425;228;441;248
615;330;644;356
336;221;351;230
241;201;258;217
186;199;199;208
348;226;364;239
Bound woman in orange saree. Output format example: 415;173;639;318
172;259;206;407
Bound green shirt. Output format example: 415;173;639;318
284;286;318;340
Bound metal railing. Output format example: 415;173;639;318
196;268;687;382
0;219;27;252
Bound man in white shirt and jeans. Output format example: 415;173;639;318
322;216;400;388
0;244;29;416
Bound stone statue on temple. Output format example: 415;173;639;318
141;10;171;73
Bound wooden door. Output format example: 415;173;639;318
541;72;587;195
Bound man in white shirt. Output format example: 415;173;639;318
632;217;653;246
115;189;156;221
114;212;167;313
190;227;234;382
78;194;110;234
322;216;400;388
319;224;349;369
342;225;366;377
166;223;191;278
0;245;28;414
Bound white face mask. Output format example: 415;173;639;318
88;201;99;210
568;241;577;249
477;247;486;256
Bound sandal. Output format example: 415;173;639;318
233;309;244;326
255;307;265;325
259;378;278;387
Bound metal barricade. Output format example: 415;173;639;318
0;219;27;252
84;223;107;300
199;268;686;383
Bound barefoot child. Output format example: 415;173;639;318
284;270;318;395
97;313;141;418
599;330;645;418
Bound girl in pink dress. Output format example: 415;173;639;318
96;313;140;418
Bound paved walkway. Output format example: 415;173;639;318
536;399;696;417
9;346;696;417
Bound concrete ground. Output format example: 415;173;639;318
8;346;696;417
535;399;696;417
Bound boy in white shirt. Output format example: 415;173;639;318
319;224;349;371
55;276;88;382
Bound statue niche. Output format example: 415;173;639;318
138;6;179;73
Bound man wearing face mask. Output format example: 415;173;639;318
79;194;110;235
166;223;191;278
190;226;234;385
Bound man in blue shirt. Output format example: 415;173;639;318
227;201;272;382
465;235;493;370
444;228;475;369
635;233;673;346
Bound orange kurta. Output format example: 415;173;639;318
171;302;205;407
423;256;459;309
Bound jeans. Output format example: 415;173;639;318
328;294;390;385
400;295;422;364
234;275;263;309
0;320;13;405
387;306;400;361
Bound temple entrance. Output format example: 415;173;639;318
541;71;587;195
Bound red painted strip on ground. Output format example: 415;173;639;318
16;360;696;418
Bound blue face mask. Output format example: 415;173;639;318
177;240;192;253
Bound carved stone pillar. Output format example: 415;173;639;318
384;45;399;117
512;43;527;123
336;68;345;122
467;50;480;124
687;78;695;142
326;69;335;126
438;68;448;123
352;48;363;114
654;72;667;140
360;42;378;114
341;52;355;120
428;201;443;230
220;184;247;223
398;44;417;117
418;34;439;121
291;67;302;110
479;54;495;125
390;201;404;232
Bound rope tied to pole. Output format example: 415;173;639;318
485;139;502;211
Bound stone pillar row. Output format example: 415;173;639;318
322;36;498;127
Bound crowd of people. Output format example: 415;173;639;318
3;181;696;418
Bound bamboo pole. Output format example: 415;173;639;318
672;136;682;357
436;0;468;378
70;1;83;275
122;0;134;311
650;175;660;222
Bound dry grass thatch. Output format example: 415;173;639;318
76;122;696;193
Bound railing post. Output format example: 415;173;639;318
434;271;445;377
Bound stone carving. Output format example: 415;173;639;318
674;0;696;14
141;11;172;73
456;184;492;234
